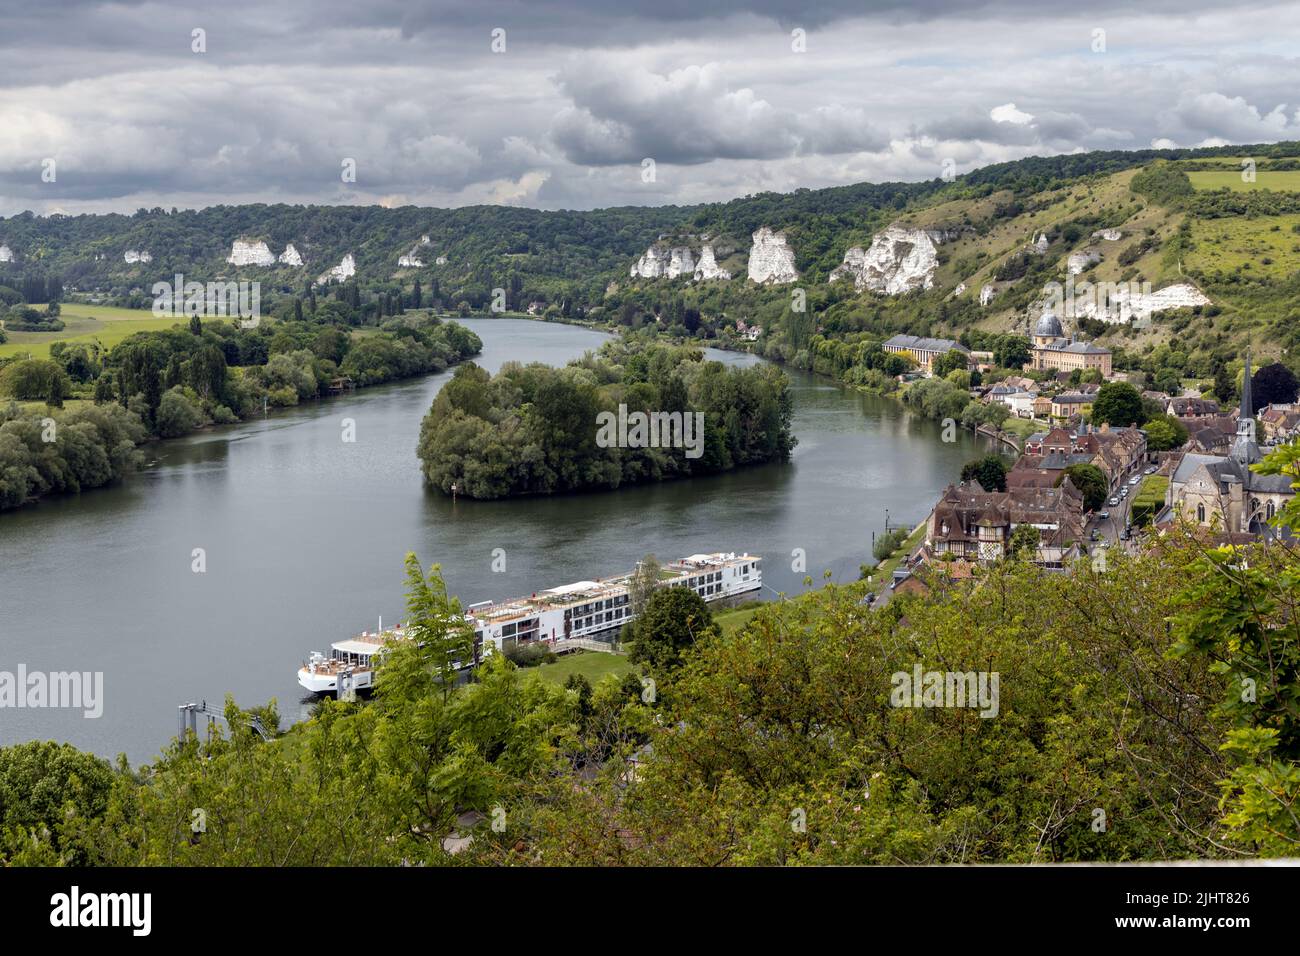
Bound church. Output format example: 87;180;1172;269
1166;350;1295;535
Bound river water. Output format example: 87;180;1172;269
0;318;997;762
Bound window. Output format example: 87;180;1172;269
1196;503;1205;523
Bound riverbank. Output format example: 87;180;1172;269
0;315;483;512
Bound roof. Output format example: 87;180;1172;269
882;333;970;354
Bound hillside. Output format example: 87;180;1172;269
3;141;1300;385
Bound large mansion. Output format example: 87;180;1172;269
882;334;970;374
1026;312;1112;376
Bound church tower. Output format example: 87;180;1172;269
1231;346;1260;465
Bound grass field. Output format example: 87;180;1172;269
1187;170;1300;193
1185;214;1300;281
531;651;634;686
714;605;762;637
0;303;182;359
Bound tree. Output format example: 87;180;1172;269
932;349;969;378
1090;382;1144;427
1058;463;1108;512
1252;362;1299;412
1007;523;1040;561
627;585;720;674
960;453;1007;492
1142;415;1189;452
993;336;1031;370
628;553;660;615
401;552;475;702
155;386;203;438
0;359;70;402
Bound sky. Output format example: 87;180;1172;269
0;0;1298;216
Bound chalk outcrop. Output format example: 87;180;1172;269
630;244;696;279
1078;282;1212;325
693;244;731;281
227;239;277;267
0;244;13;263
317;254;356;284
746;227;798;284
435;256;448;266
980;284;997;306
278;243;304;266
1092;228;1123;242
829;226;939;295
1067;248;1102;275
124;249;152;264
1029;233;1050;255
398;253;424;268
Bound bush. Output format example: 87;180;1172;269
155;386;203;438
0;359;71;402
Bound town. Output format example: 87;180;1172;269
878;314;1297;599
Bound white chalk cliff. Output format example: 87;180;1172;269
630;245;696;279
124;249;152;264
829;226;938;295
398;253;424;268
694;244;731;281
317;254;356;284
0;244;13;263
747;227;798;284
1092;229;1123;242
227;239;276;267
278;244;304;266
1067;248;1102;275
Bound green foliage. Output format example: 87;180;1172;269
1058;463;1108;512
626;585;721;675
1130;162;1195;207
1090;381;1145;427
0;401;146;509
0;358;71;402
960;453;1008;492
417;339;795;499
1142;415;1189;452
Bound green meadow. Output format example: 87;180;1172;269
1186;213;1300;280
0;303;183;359
1186;169;1300;193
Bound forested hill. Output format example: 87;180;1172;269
1;141;1293;304
5;140;1300;380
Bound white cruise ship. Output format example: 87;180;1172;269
297;552;761;695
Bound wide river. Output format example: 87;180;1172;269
1;318;999;762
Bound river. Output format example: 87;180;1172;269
0;318;1000;762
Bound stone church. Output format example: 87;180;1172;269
1166;351;1295;534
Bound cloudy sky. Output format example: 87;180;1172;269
1;0;1298;215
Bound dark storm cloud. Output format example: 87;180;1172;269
0;0;1296;213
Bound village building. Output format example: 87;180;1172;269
1167;396;1220;419
1026;312;1113;376
881;334;971;374
1260;404;1300;443
1050;392;1092;420
1017;423;1147;492
1165;353;1295;535
925;480;1086;566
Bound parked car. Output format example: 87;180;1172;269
1128;476;1141;486
1109;496;1120;506
1145;465;1157;474
1090;529;1101;541
1099;510;1110;520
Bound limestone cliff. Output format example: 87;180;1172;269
630;244;696;279
0;244;13;263
227;239;276;267
746;227;798;284
278;243;304;266
829;225;938;295
693;244;731;281
317;253;356;284
124;249;152;264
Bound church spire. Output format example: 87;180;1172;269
1231;344;1259;464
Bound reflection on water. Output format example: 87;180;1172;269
0;319;997;762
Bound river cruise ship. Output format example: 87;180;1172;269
297;552;761;695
